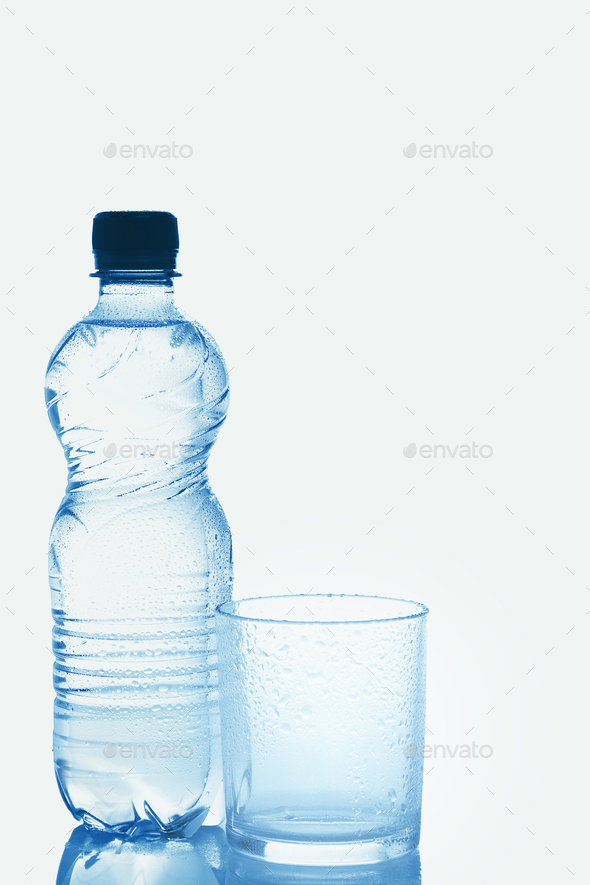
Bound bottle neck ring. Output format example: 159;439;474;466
90;270;181;281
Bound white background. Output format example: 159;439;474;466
1;1;589;882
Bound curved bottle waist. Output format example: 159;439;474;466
63;456;211;500
59;428;223;498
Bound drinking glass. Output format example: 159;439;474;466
215;594;428;865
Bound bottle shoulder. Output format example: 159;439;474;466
45;313;229;403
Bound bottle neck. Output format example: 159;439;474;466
89;270;182;323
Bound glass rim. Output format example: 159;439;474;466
215;593;429;625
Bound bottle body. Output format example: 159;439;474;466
46;275;232;833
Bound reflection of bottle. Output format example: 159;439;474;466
57;824;228;884
46;211;232;834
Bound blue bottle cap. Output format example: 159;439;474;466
92;211;179;271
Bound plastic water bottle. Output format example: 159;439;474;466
45;211;232;835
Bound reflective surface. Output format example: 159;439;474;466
56;825;421;884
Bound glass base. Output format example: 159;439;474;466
226;847;422;884
226;825;419;865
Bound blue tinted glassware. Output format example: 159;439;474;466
216;595;428;865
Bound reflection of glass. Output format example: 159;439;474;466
216;595;429;865
227;848;422;884
56;824;227;884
